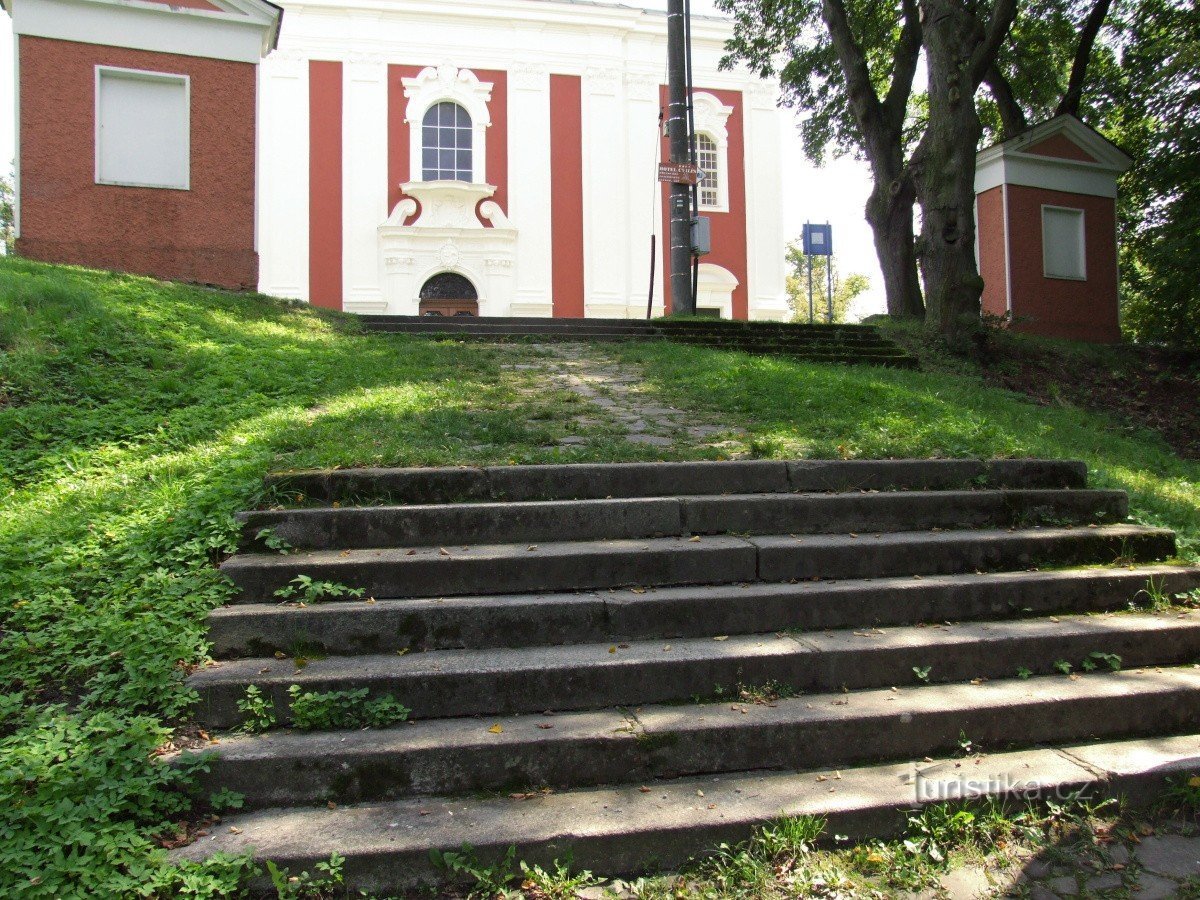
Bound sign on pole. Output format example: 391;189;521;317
658;162;702;185
802;222;833;257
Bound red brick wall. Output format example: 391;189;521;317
1024;134;1097;163
1006;184;1120;343
977;186;1008;318
550;74;585;318
16;36;259;289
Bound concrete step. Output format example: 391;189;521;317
205;565;1200;658
239;488;1127;552
264;458;1087;506
219;524;1174;604
185;666;1200;809
188;610;1200;728
170;732;1200;894
361;314;879;334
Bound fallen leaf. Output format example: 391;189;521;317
488;724;504;734
439;547;450;556
713;635;729;642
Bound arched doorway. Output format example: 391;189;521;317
418;271;479;317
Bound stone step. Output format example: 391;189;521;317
239;488;1127;552
170;732;1200;894
205;565;1200;658
361;314;879;334
365;321;887;342
218;524;1174;604
188;610;1200;729
185;666;1200;809
264;458;1087;507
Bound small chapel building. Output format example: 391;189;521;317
4;0;789;321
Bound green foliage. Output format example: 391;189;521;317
273;575;364;604
0;175;14;255
430;844;520;899
265;852;344;900
237;685;276;734
207;788;245;812
518;857;601;899
608;340;1200;562
286;685;410;731
1106;0;1200;348
784;241;871;324
0;712;211;898
0;258;632;896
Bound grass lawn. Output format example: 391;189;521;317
1;257;1198;897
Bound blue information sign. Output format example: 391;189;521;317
802;222;833;257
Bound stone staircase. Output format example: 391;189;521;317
174;459;1200;894
360;315;920;368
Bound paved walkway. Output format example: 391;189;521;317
506;343;749;454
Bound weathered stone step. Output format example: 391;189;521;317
171;732;1200;894
361;313;879;334
185;666;1200;809
265;458;1087;506
239;488;1126;552
219;525;1174;604
206;565;1200;658
189;610;1200;729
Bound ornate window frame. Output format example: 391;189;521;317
403;64;493;185
692;92;733;213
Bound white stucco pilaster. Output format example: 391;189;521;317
257;51;309;301
342;58;388;312
507;61;553;316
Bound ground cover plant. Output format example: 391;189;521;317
2;257;1198;897
609;338;1200;561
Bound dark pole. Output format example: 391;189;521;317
646;234;656;319
807;252;814;324
826;253;834;323
667;0;693;316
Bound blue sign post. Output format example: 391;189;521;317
801;223;834;323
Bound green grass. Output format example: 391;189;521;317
1;257;1198;897
607;340;1200;561
0;259;688;898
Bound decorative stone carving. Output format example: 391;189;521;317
692;92;735;148
585;65;621;96
510;62;547;91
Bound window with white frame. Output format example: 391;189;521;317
95;67;190;190
421;101;473;182
1042;206;1087;280
697;133;720;209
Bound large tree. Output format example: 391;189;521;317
718;0;926;319
909;0;1016;345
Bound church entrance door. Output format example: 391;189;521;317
418;272;479;317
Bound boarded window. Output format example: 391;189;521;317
1042;206;1086;280
96;67;190;189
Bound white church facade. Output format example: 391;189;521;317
6;0;788;320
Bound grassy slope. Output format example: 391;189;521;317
0;257;1197;897
608;340;1199;561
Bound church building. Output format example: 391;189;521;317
4;0;789;321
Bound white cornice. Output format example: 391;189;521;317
7;0;282;61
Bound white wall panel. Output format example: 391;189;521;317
342;59;388;311
256;54;309;300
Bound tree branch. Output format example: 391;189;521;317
820;0;886;135
969;0;1018;88
984;63;1028;138
1056;0;1113;117
881;0;923;132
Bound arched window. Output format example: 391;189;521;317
697;133;720;209
421;101;473;182
418;271;479;317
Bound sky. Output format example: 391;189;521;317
0;5;885;318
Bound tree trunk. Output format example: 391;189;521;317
865;171;924;318
914;0;988;346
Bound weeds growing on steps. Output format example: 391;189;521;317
3;257;1200;896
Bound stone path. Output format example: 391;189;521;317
916;822;1200;899
506;343;749;454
